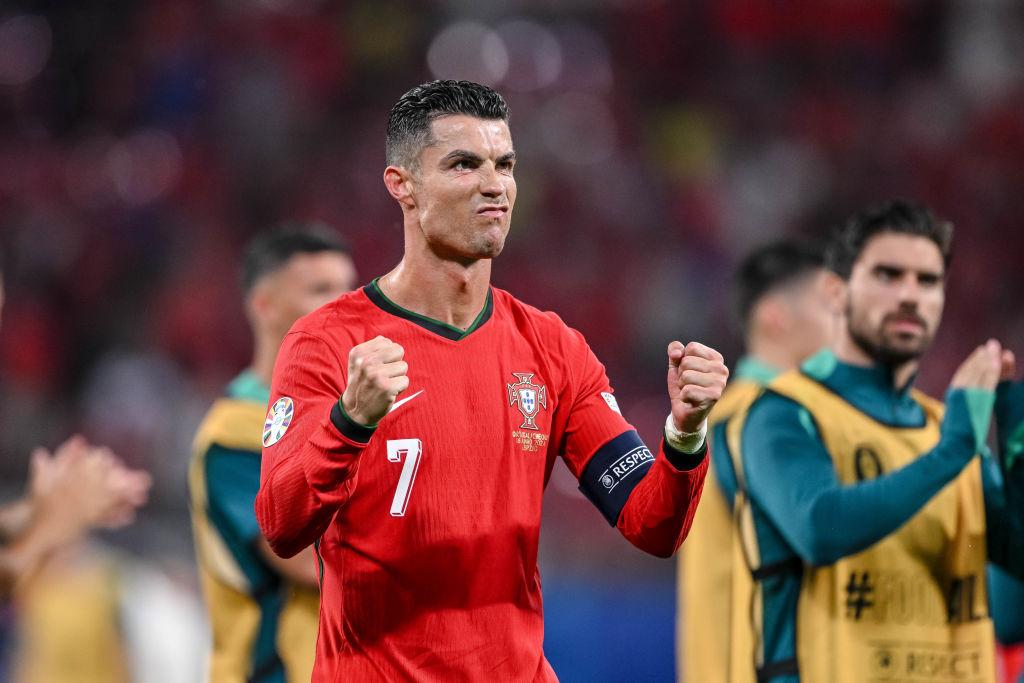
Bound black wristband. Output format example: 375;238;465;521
330;399;377;444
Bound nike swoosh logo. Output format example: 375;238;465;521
388;390;424;414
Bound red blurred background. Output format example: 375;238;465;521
1;1;1023;680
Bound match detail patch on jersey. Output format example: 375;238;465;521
263;397;294;447
508;373;547;430
601;392;622;415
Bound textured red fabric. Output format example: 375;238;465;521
256;286;706;681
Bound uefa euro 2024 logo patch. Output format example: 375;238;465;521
263;397;294;447
507;372;547;430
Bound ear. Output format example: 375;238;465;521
756;297;785;337
821;271;846;316
247;287;272;326
383;166;415;208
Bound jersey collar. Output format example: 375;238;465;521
363;278;494;341
734;356;780;386
800;349;925;427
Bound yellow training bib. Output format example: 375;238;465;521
766;373;994;683
678;379;763;683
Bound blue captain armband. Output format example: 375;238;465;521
579;430;655;526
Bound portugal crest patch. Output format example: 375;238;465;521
263;397;294;447
508;372;547;430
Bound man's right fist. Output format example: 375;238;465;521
341;336;409;426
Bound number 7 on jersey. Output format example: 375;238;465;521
387;438;423;516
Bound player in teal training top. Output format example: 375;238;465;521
189;227;356;683
732;200;1024;683
989;378;1024;682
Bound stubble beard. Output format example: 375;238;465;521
846;303;932;369
471;219;509;259
424;219;507;264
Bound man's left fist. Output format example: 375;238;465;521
666;341;728;433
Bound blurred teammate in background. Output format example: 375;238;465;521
0;251;153;683
990;378;1024;683
255;79;727;681
990;562;1024;683
0;436;150;600
676;239;836;682
731;200;1024;683
189;227;356;682
0;255;151;600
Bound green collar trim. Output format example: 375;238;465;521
364;278;493;341
799;349;925;428
734;356;781;386
227;369;271;405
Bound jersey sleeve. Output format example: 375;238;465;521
984;379;1024;579
559;329;708;558
256;329;373;558
558;329;637;483
996;379;1024;470
988;563;1024;644
205;445;263;545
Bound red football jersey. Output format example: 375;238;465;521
256;282;708;682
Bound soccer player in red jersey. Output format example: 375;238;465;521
256;80;728;682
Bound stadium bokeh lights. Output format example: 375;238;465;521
496;20;563;92
427;21;510;85
0;15;51;86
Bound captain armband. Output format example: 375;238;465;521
579;430;656;526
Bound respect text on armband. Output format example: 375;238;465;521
598;446;654;493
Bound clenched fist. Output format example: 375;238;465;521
341;336;410;427
667;341;728;434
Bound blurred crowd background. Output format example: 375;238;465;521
1;0;1023;680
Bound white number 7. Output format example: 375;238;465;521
386;439;423;517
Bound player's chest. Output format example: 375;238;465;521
822;414;938;484
342;335;563;518
370;333;563;446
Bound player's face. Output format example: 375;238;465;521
266;251;356;337
410;115;516;262
844;232;945;367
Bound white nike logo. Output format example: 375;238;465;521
388;390;424;414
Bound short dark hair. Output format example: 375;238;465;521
241;224;349;295
385;80;510;170
734;239;827;332
826;200;953;280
